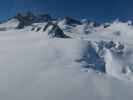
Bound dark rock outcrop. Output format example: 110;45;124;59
44;22;70;38
14;12;52;29
63;17;81;26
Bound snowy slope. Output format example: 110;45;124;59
0;18;20;30
0;15;133;100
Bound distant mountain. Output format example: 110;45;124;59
0;12;52;30
0;12;133;39
14;12;52;28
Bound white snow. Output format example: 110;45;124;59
0;19;132;100
0;18;20;30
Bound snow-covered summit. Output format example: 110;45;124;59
0;12;52;30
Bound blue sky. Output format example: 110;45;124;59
0;0;133;22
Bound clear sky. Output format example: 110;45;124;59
0;0;133;22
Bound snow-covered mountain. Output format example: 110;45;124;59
0;13;133;100
0;12;52;30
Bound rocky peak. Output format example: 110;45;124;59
14;12;52;28
63;17;81;26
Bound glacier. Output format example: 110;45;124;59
0;13;133;100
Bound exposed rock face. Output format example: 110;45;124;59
31;22;70;38
63;17;81;26
44;22;70;38
14;12;52;29
15;13;33;28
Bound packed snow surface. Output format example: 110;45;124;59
0;16;133;100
